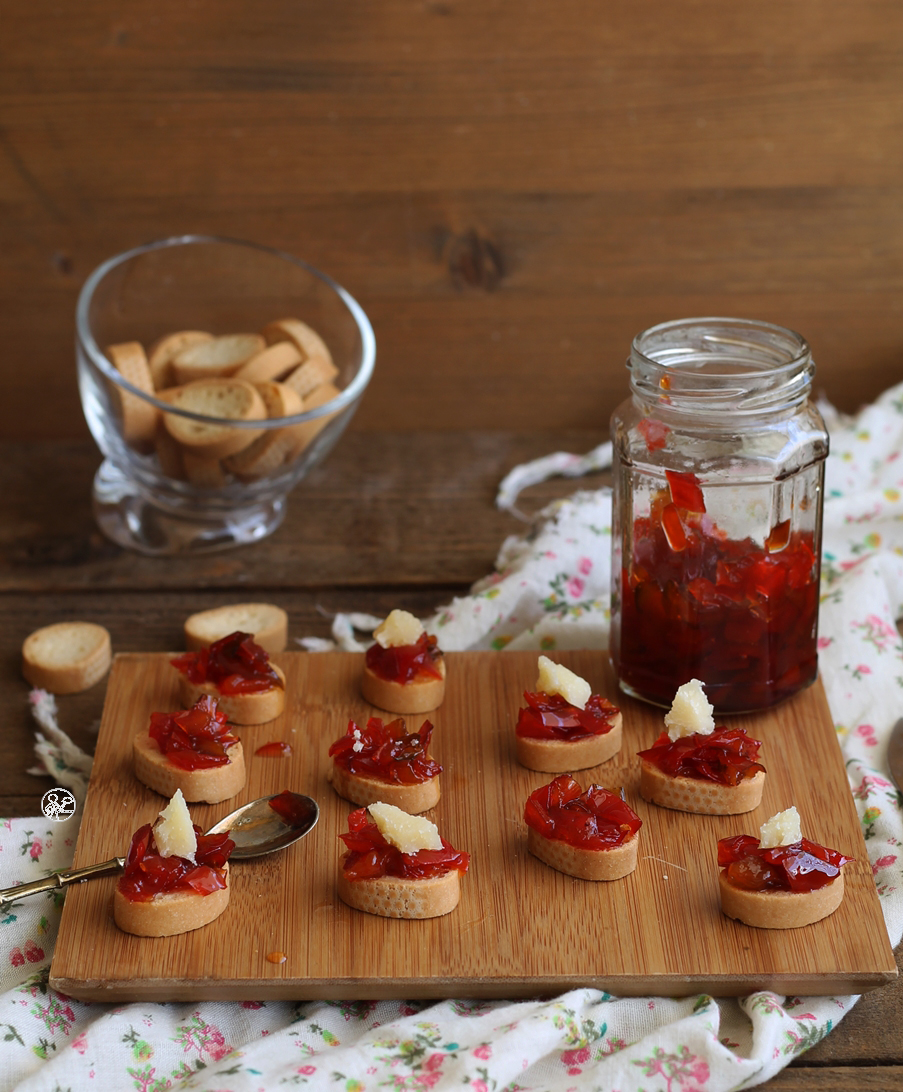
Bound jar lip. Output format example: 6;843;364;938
631;316;810;377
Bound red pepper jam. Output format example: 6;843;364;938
339;807;469;881
255;741;293;757
718;834;852;894
616;470;819;712
117;824;234;903
516;692;620;742
637;727;765;786
147;695;239;771
524;774;642;850
329;716;442;784
365;632;443;684
268;789;312;827
171;631;283;695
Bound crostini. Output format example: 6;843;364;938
328;716;442;813
718;806;852;929
524;774;642;881
336;802;469;919
113;789;234;937
637;679;765;814
515;655;622;772
171;630;285;725
360;610;446;715
133;694;246;804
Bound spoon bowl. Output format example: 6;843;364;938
211;790;319;858
0;790;319;910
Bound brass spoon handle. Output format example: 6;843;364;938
0;857;125;911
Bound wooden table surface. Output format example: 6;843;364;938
1;432;901;1090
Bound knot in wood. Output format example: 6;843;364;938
447;230;504;292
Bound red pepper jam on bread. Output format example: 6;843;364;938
524;774;642;881
337;802;469;919
637;678;765;814
360;610;446;715
133;694;246;804
718;806;852;929
113;789;235;937
515;656;622;772
328;716;442;813
171;630;285;725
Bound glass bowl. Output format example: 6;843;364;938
76;236;375;554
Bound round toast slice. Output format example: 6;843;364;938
22;621;112;694
719;869;844;929
527;827;639;881
132;731;246;804
328;762;440;814
336;867;461;919
360;658;446;715
639;761;765;815
177;663;286;725
515;712;622;773
113;865;230;937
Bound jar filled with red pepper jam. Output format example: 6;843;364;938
610;318;828;714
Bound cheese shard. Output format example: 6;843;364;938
759;806;803;849
368;801;443;855
536;655;592;710
373;609;425;649
153;789;198;862
664;678;715;740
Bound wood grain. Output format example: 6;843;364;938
4;2;903;442
50;651;894;1002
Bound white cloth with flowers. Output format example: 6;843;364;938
2;385;903;1092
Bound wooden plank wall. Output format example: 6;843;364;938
2;1;902;440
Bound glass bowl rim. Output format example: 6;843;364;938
76;233;376;429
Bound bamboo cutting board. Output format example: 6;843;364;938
50;650;895;1002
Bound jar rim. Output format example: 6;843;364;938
629;317;813;417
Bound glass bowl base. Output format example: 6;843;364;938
92;460;286;555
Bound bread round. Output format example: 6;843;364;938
105;341;158;451
132;731;246;804
171;333;266;384
527;827;639;881
283;357;340;400
184;603;288;653
516;712;622;773
360;658;446;715
286;381;342;455
337;867;461;919
719;869;844;929
233;340;302;384
113;865;230;936
639;761;765;815
223;381;305;478
163;378;267;459
147;330;213;389
177;663;286;725
22;622;112;694
328;762;440;814
262;317;335;367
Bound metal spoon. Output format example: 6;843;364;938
0;791;319;911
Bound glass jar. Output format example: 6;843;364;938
609;317;829;714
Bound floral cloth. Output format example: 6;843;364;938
2;385;903;1092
